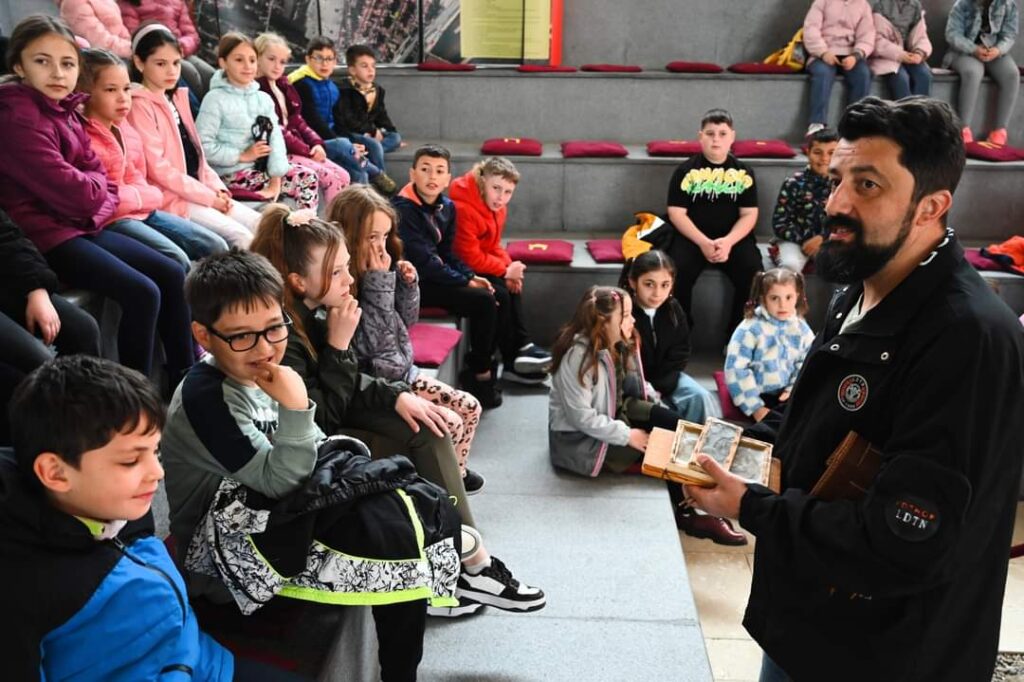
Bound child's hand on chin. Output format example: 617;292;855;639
254;362;308;410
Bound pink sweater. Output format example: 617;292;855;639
58;0;132;59
118;0;201;58
84;118;163;225
126;86;226;217
802;0;877;62
868;11;932;75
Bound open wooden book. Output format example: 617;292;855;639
642;417;781;492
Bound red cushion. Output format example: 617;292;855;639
728;62;801;74
506;239;574;264
517;64;577;73
481;137;543;156
418;306;450;319
665;60;723;73
964;248;1005;272
713;371;750;423
586;239;625;263
409;323;462;368
417;62;476;71
580;63;643;72
646;139;702;156
965;141;1024;162
561;140;629;158
732;139;796;158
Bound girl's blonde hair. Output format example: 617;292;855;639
745;267;809;318
325;185;402;298
550;285;632;384
254;32;289;57
250;203;346;359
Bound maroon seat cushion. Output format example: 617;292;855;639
409;323;462;368
561;140;629;158
646;139;702;156
728;62;801;74
418;306;450;319
481;137;543;156
580;63;643;72
665;60;724;73
964;248;1005;272
506;239;574;264
964;141;1024;162
586;239;625;263
732;139;797;158
417;62;476;71
713;371;750;423
517;64;577;73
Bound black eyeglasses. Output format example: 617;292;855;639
207;314;292;352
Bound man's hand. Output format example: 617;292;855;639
396;259;417;284
685;454;750;520
254;362;309;411
25;288;60;345
394;392;451;437
326;298;361;351
628;428;650;452
840;55;857;71
801;234;824;257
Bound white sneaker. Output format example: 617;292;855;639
806;122;825;137
457;557;546;612
427;600;484;618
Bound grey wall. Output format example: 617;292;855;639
562;0;1024;68
1;0;54;33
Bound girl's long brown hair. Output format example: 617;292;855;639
250;203;345;359
550;285;632;384
745;267;809;318
325;184;402;298
4;14;80;83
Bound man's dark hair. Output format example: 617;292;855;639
345;44;375;66
808;127;840;146
412;144;451;168
700;108;733;129
838;96;965;203
305;35;335;57
10;356;165;476
185;250;284;328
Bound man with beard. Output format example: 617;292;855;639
687;96;1024;682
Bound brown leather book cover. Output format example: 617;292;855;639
809;432;882;502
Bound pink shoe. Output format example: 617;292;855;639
961;127;974;144
986;128;1008;146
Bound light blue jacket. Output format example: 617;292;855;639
944;0;1019;65
195;70;289;178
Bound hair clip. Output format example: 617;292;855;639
286;209;317;227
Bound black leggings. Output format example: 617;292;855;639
481;274;530;366
418;281;497;374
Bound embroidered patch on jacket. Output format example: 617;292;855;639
886;494;940;542
837;374;868;411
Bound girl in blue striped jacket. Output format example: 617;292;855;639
725;268;815;422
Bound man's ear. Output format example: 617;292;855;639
915;190;954;228
192;321;212;351
33;453;73;494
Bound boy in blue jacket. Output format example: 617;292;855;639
0;355;303;681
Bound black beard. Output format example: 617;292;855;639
815;210;913;284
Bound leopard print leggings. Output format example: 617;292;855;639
410;375;481;475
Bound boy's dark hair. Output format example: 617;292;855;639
700;108;733;129
412;144;451;168
838;96;965;205
305;35;335;57
345;44;376;66
9;356;165;477
807;126;839;147
185;249;284;328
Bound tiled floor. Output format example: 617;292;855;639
681;502;1024;682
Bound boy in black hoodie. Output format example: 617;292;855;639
335;44;401;174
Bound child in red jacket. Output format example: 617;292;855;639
450;157;552;386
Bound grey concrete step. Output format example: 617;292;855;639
386;140;1024;245
378;67;1024;145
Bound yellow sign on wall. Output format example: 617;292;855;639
460;0;552;60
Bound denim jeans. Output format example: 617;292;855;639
807;58;872;125
883;62;932;99
759;654;794;682
107;216;190;272
668;372;720;423
108;211;227;271
322;137;380;184
350;131;402;173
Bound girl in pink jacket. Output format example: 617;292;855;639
126;24;260;248
802;0;876;136
80;48;226;271
869;0;933;99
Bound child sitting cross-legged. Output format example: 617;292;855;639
0;355;313;681
249;207;546;616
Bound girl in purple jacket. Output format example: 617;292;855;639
0;15;193;385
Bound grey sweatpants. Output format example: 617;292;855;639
950;53;1020;131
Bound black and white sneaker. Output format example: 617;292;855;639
512;343;552;375
463;468;485;495
457;557;546;612
427;599;484;618
502;369;548;386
